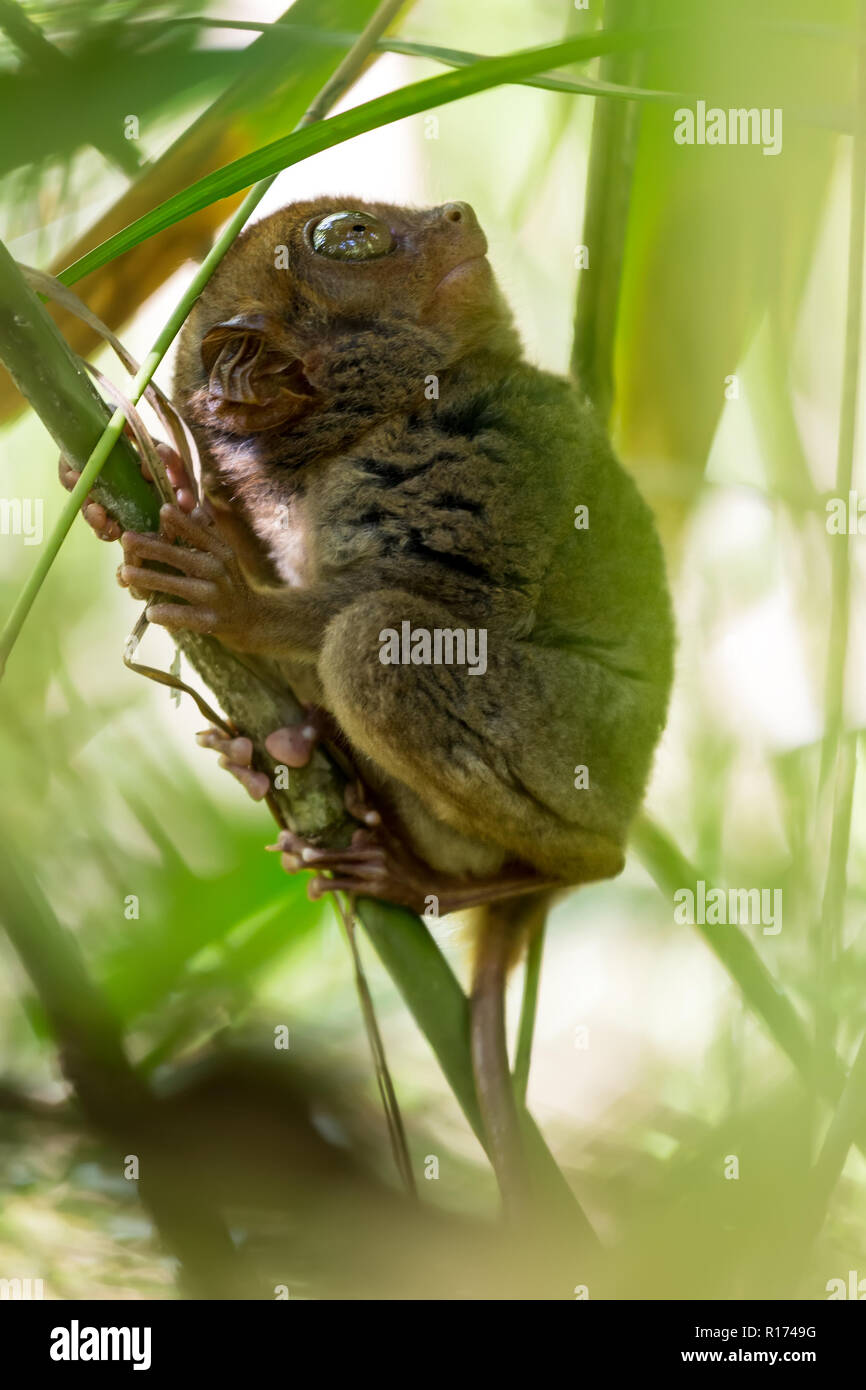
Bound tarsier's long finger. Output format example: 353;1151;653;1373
142;603;218;634
59;456;124;541
58;442;195;545
159;504;233;558
155;443;197;514
307;875;380;901
117;430;195;512
222;760;270;801
117;563;216;605
120;531;222;578
84;502;123;543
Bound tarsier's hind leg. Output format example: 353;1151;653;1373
318;590;660;1217
317;589;658;886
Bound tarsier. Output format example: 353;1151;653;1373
72;198;674;1213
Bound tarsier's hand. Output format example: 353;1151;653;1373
59;441;196;542
118;505;274;648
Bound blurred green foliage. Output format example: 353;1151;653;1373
0;0;864;1299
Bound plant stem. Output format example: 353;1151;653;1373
513;923;545;1106
571;0;649;416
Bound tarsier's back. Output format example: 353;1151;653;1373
172;197;674;892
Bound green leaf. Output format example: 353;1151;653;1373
59;27;672;284
612;0;851;547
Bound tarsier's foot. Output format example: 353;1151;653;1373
267;826;393;902
196;708;334;803
59;441;195;541
199;710;551;915
268;820;553;916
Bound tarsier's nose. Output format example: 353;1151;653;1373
439;201;477;229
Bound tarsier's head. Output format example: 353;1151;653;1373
175;197;520;438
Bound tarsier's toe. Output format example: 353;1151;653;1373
265;723;319;768
266;827;387;893
224;763;271;801
344;779;381;828
196;729;270;801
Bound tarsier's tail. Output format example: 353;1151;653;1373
469;890;552;1219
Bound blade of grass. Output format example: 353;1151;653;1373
161;17;687;104
334;895;417;1199
809;1026;866;1233
58;26;679;286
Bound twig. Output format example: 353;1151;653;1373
332;894;417;1198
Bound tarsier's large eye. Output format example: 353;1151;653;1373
309;210;394;261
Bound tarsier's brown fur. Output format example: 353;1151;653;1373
129;198;674;1211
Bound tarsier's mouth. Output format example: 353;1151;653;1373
433;254;489;293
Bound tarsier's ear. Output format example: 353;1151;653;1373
200;314;318;432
